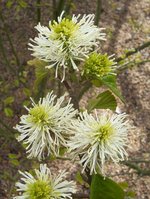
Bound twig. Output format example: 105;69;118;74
65;0;73;15
57;75;79;109
56;156;71;161
72;192;89;198
116;41;150;62
117;59;150;73
56;0;66;19
94;0;102;25
36;0;41;22
122;161;150;176
52;0;57;20
127;159;150;163
0;11;20;68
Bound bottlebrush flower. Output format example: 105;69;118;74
15;92;77;160
29;12;105;81
14;164;76;199
83;52;117;79
68;111;129;175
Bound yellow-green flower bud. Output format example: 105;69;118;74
83;52;116;79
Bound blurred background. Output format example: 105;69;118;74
0;0;150;198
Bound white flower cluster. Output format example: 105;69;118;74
15;92;129;175
15;92;77;160
14;12;131;198
68;111;129;175
14;164;76;199
29;12;105;81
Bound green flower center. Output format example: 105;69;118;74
50;18;79;41
28;105;51;126
27;180;52;199
84;53;114;79
95;122;114;143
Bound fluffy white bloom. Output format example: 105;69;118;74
29;12;105;81
68;111;129;175
15;92;77;160
14;164;76;199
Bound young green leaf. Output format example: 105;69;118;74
101;74;124;102
90;174;125;199
75;172;84;185
4;107;14;117
4;96;14;106
87;90;117;112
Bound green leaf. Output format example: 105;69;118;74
23;88;31;97
9;153;19;166
27;58;47;68
6;0;13;8
87;90;117;112
18;0;27;8
8;153;17;159
101;74;124;102
4;107;14;117
126;191;136;198
14;79;19;87
10;159;20;166
4;96;14;106
59;147;66;156
75;172;84;185
23;100;30;106
28;58;51;100
118;182;128;190
90;174;125;199
91;79;103;87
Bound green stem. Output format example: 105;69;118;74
122;161;150;176
56;0;66;19
94;0;102;25
56;156;71;160
117;59;150;73
37;0;41;22
65;0;73;15
57;74;79;109
52;0;57;20
116;41;150;62
0;11;20;68
127;159;150;163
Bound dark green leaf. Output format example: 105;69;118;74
101;75;124;102
4;107;14;117
87;90;117;112
4;96;14;105
90;174;125;199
